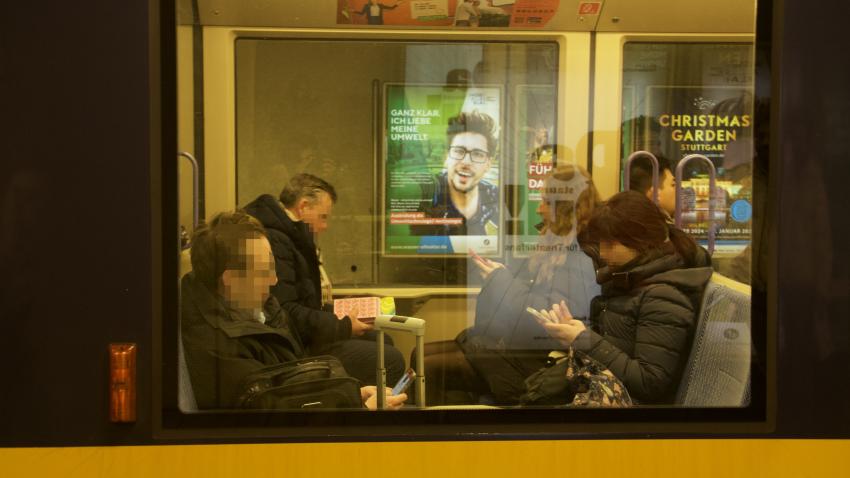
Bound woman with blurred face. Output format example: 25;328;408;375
420;161;603;405
532;191;713;403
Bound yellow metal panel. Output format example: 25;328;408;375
591;33;625;199
192;0;601;31
177;26;195;155
598;0;756;34
177;26;197;236
3;440;850;478
202;27;239;217
560;33;591;168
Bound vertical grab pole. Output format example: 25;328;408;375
415;331;426;408
675;154;717;254
178;152;199;250
371;79;380;285
624;151;660;205
376;329;386;410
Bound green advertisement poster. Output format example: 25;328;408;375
383;83;502;256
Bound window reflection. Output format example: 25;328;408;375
178;38;753;414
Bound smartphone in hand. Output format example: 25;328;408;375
526;306;555;324
391;368;416;395
469;249;491;265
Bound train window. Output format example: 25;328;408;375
170;2;761;434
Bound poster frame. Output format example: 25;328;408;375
380;81;506;259
642;83;755;252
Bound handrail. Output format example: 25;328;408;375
178;152;199;250
675;154;717;254
624;151;660;205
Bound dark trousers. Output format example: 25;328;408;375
462;340;548;404
411;340;490;406
412;331;550;405
316;331;405;386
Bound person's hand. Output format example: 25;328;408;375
361;386;407;410
469;251;505;280
350;316;373;337
343;303;373;337
336;302;358;321
531;300;586;348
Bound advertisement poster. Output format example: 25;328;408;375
383;84;502;256
337;0;557;28
646;86;754;250
512;85;557;257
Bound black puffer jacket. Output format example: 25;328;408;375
242;195;351;351
471;238;599;350
572;249;713;404
181;272;305;409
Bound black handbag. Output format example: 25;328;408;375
235;355;363;410
520;348;633;407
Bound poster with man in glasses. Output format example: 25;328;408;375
384;84;502;256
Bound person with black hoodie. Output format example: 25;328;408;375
243;174;405;385
532;191;713;404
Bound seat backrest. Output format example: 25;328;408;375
675;273;751;407
177;295;199;413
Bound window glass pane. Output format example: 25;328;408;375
176;35;756;419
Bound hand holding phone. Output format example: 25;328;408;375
469;249;504;279
469;248;489;264
530;301;585;347
526;306;556;324
391;368;416;396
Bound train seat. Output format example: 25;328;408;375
675;273;752;407
177;252;199;413
177;324;199;413
175;272;752;411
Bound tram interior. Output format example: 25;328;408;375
175;0;757;411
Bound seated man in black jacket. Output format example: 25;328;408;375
243;174;405;385
181;210;406;410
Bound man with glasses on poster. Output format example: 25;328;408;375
412;111;499;238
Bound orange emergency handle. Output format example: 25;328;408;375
109;343;136;423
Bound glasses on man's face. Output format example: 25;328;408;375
448;146;490;164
